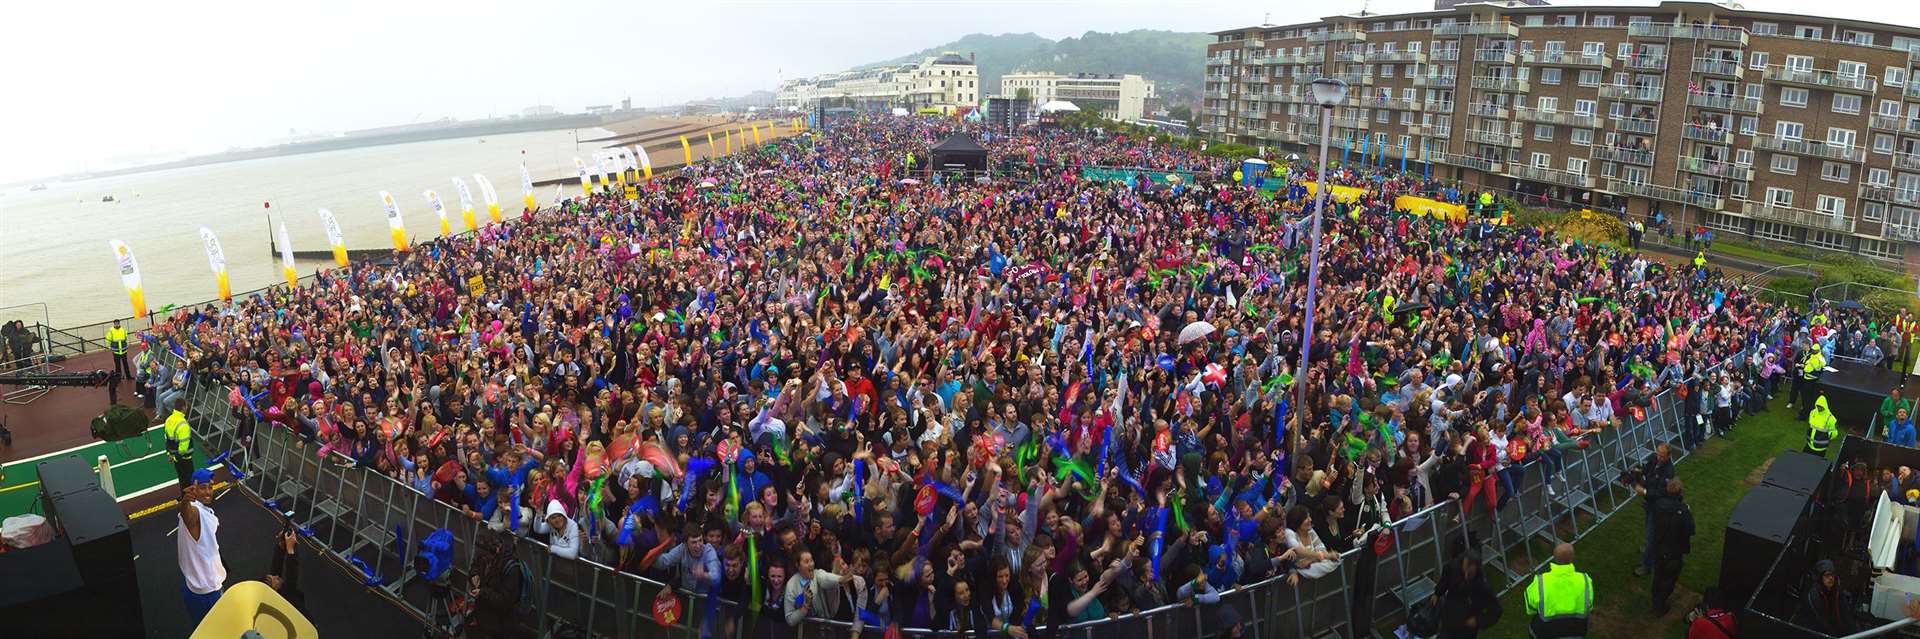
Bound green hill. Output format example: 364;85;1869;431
862;30;1211;100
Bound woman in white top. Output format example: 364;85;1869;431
1282;505;1341;583
178;470;227;629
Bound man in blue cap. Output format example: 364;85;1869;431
178;468;227;629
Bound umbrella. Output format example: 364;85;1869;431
1176;321;1217;345
1835;299;1865;311
899;178;922;185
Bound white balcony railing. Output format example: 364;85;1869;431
1752;135;1867;163
1628;22;1749;46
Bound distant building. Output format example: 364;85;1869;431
1434;0;1546;8
585;104;615;115
777;52;980;115
521;105;559;118
999;72;1158;120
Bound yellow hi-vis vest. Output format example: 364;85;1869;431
1809;397;1838;453
1803;352;1827;380
106;327;128;355
163;410;192;459
1524;562;1593;639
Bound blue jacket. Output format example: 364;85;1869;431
1890;418;1917;448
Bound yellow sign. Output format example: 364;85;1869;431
1303;182;1367;204
624;184;639;201
466;274;485;297
1393;196;1469;222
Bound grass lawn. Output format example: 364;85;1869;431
1479;394;1811;639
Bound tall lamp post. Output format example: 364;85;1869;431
1291;77;1348;457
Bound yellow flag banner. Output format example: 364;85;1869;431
108;239;146;318
790;117;801;133
453;177;478;232
318;208;349;266
1303;182;1367;204
425;189;452;236
752;123;763;145
379;190;409;251
518;164;537;213
198;227;231;301
474;174;502;224
679;136;693;166
706;132;716;157
1392;196;1469;222
633;145;653;179
574;157;592;196
276;223;299;287
724;128;733;155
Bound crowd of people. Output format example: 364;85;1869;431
136;114;1823;637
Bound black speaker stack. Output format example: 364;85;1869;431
0;454;143;637
1719;451;1829;606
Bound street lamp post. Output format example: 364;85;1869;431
1291;77;1348;457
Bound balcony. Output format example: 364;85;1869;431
1354;95;1423;112
1374;50;1427;63
1332;72;1374;86
1679;156;1752;181
1202;107;1228;117
1414;75;1458;88
1270;52;1320;65
1307;30;1366;43
1431;49;1460;61
1763;66;1878;94
1628;22;1749;46
1467;103;1509;119
1898;152;1920;171
1331;115;1371;129
1598;84;1663;102
1591;145;1656;166
1908;83;1920;100
1515;108;1600;128
1333;51;1367;63
1681;123;1733;144
1472;76;1530;92
1424;100;1455;113
1608;179;1721;208
1431;151;1504;173
1740;201;1852;232
1860;184;1920;208
1507;164;1597;189
1614;117;1659;135
1869;115;1906;133
1206;73;1231;83
1465;128;1522;147
1686;93;1764;115
1243;39;1267;49
1625;54;1669;71
1887;225;1920;242
1433;21;1520;37
1690;57;1744;79
1752;135;1866;163
1206;89;1232;99
1271;91;1304;104
1406;122;1452;137
1474;49;1517;64
1526;51;1613;69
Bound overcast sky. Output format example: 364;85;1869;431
2;0;1915;182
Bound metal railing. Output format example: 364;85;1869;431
1762;65;1878;93
1433;21;1519;37
1751;135;1867;163
1528;51;1613;68
1598;84;1663;102
1628;21;1750;45
1614;117;1659;135
1687;93;1765;114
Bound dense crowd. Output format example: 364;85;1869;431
136;115;1816;637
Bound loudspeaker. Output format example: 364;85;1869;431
1761;451;1829;496
1721;483;1812;604
54;486;132;586
37;454;100;513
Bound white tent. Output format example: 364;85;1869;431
1038;100;1081;113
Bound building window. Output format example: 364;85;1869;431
1882;99;1904;117
1817;194;1847;216
1821;162;1851;183
1574;99;1596;116
1750;51;1769;70
1571;128;1593;146
1827;127;1857;148
1752;22;1779;36
1846;30;1875;45
1780;88;1808;108
1832;94;1861;115
1729;181;1750;201
1578;70;1601;87
1531;152;1551;168
1888;67;1907;87
1593;15;1615;27
1776;121;1804;140
1737;116;1756;136
1735;149;1753;166
1875;134;1896;154
1534;124;1553;141
1794;26;1823;40
1568;157;1589;175
1558;15;1578;26
1809;230;1849;251
1860;238;1902;261
1772;155;1799;175
1754;221;1797;242
1540;68;1562;85
1525;15;1544;26
1785;55;1814;72
1537;96;1559;111
1870;168;1892;186
1863;200;1886;222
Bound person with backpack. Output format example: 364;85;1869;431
1650;479;1695;616
468;532;531;639
1687;587;1737;638
1428;549;1500;638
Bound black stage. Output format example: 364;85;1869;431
1818;361;1904;430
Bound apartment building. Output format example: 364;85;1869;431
1205;1;1920;267
777;52;981;115
999;72;1159;120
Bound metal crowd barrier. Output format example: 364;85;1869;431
181;381;744;638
